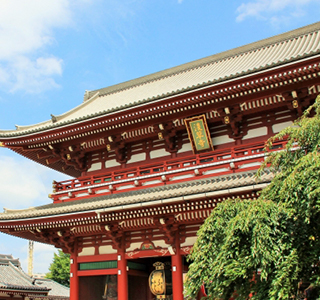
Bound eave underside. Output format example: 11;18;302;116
2;57;320;177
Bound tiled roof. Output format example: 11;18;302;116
1;22;320;137
0;256;70;298
34;278;70;297
0;170;273;220
0;254;20;267
0;261;48;292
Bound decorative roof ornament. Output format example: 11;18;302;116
83;90;90;102
51;114;57;123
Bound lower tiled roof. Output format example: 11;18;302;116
0;262;48;292
0;256;69;299
0;170;273;221
34;279;70;297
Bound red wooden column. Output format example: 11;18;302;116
117;240;128;300
171;231;184;300
70;243;79;300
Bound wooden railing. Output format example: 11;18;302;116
51;140;287;203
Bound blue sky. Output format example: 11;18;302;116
0;0;319;275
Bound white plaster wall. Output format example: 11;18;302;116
272;121;293;133
153;240;168;248
243;127;268;140
212;135;234;145
150;149;169;159
128;153;146;163
179;142;193;153
105;159;121;168
99;245;117;254
117;184;135;191
78;247;95;256
95;188;110;194
181;236;197;247
126;242;143;252
87;162;102;172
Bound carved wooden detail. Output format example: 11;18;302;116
155;216;179;245
218;106;244;140
154;122;182;153
283;88;314;116
38;144;86;172
105;135;131;164
33;229;75;253
101;223;124;250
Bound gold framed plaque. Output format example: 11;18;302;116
184;115;213;154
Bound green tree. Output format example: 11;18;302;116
46;250;70;287
185;95;320;299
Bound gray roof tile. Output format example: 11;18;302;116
0;256;69;298
34;279;70;297
0;262;47;292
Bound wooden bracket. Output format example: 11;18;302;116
105;135;130;163
41;144;87;172
156;216;179;245
102;223;125;250
218;106;244;139
154;122;182;153
283;88;313;117
33;229;75;253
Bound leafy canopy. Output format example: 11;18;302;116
185;95;320;299
46;250;70;287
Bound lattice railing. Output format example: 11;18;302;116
51;139;287;203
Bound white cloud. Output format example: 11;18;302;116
0;155;46;209
0;0;72;93
17;241;57;274
5;56;63;93
33;242;57;274
236;0;319;23
0;154;69;209
0;234;56;274
0;153;69;274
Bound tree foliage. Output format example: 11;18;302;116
46;250;70;287
185;95;320;299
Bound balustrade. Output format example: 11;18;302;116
51;140;287;203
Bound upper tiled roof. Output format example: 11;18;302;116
0;170;273;221
1;22;320;137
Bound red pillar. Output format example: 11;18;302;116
70;243;79;300
171;232;184;300
117;246;128;300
